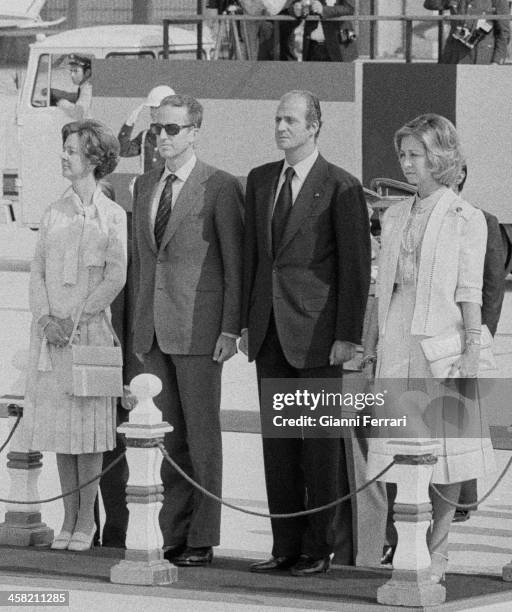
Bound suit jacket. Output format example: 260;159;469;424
481;209;506;336
377;188;487;337
302;0;358;62
242;154;371;369
131;159;244;355
424;0;510;64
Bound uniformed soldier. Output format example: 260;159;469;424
117;85;175;174
424;0;510;64
55;54;93;119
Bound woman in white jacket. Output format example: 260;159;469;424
364;114;495;582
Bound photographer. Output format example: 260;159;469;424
424;0;510;64
289;0;358;62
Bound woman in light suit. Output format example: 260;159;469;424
363;114;495;582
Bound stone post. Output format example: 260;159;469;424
376;439;445;608
0;404;54;547
110;373;176;585
0;349;53;547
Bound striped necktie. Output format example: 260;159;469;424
154;173;177;249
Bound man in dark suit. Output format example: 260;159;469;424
424;0;510;64
287;0;358;62
241;90;370;575
131;94;243;566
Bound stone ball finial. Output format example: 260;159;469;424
129;374;162;401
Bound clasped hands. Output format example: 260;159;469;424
39;315;75;347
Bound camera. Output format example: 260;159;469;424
298;0;315;18
339;28;357;44
451;19;493;49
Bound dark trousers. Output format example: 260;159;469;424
144;337;223;548
255;315;345;559
96;226;139;547
305;40;331;61
100;423;129;547
458;479;478;511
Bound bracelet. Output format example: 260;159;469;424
464;328;481;334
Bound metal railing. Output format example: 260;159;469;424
163;12;512;63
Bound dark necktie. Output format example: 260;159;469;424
154;173;177;249
272;167;295;257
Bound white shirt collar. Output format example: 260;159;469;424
282;148;319;182
161;154;197;184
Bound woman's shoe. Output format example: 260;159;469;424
51;530;73;550
430;551;448;584
68;528;95;552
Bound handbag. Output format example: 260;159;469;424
68;305;123;397
420;325;497;378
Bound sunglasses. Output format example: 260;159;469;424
150;123;194;136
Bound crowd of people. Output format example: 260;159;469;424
20;87;506;578
205;0;510;64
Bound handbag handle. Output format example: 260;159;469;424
68;302;121;348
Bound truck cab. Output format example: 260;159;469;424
12;24;213;227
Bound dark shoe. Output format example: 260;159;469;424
452;510;471;523
173;546;213;567
163;542;187;562
381;545;395;565
290;554;331;576
250;555;299;573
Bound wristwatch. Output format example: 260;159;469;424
361;355;377;367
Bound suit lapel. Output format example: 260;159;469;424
141;169;162;255
275;155;327;258
255;161;282;257
158;160;208;251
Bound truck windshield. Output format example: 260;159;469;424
31;54;82;108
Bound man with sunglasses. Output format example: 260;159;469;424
131;94;243;567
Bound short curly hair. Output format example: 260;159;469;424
62;120;120;180
394;114;464;187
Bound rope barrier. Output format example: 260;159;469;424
158;441;395;519
430;455;512;509
0;414;22;454
0;451;126;505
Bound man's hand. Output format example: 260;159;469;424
329;340;355;366
126;104;145;127
239;329;249;357
311;0;324;15
121;385;137;411
213;334;237;363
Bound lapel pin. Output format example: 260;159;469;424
314;193;320;198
